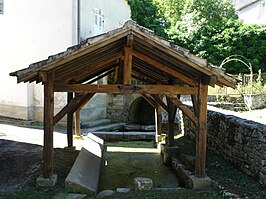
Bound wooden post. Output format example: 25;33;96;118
43;72;54;178
75;108;81;136
166;96;177;147
115;59;124;84
155;95;162;143
191;95;199;117
123;46;133;85
67;92;74;147
195;81;208;177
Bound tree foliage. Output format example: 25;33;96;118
128;0;266;74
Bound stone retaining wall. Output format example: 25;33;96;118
182;108;266;186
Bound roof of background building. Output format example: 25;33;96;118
232;0;259;11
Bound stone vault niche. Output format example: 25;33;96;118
129;97;155;125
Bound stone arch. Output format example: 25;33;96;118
129;97;155;125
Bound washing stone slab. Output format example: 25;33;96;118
86;131;155;141
65;135;104;195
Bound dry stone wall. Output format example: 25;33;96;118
182;108;266;186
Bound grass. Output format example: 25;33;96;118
100;141;179;190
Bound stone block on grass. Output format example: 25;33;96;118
36;174;57;187
134;177;153;191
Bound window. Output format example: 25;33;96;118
259;1;266;18
93;8;104;35
0;0;4;15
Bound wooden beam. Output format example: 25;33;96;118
123;46;133;84
53;93;95;125
38;71;47;83
54;94;82;125
85;68;114;84
142;94;156;108
169;95;198;126
132;32;214;77
61;52;122;83
127;34;134;47
75;108;81;136
132;74;156;84
54;84;198;95
43;72;54;178
155;95;163;143
133;51;198;86
151;94;168;112
195;81;208;177
191;95;199;117
166;96;177;147
67;92;74;147
16;30;131;83
115;59;124;84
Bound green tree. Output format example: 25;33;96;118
128;0;168;37
128;0;266;74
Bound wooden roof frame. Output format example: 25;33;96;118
10;20;237;183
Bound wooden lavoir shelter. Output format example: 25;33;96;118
10;20;237;183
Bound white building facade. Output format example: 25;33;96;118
0;0;130;121
232;0;266;24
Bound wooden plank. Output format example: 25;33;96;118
43;72;54;178
75;62;118;84
132;32;214;76
123;46;133;84
142;94;156;108
151;94;168;112
75;108;81;136
16;29;131;83
169;95;198;126
133;66;168;84
54;84;198;95
67;92;74;147
195;82;208;178
85;68;114;84
133;51;198;86
61;52;122;83
53;93;95;124
132;74;156;84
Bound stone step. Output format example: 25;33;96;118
81;119;111;129
176;152;195;172
124;124;155;131
171;156;212;189
171;156;194;188
86;131;155;141
81;123;125;133
65;135;104;195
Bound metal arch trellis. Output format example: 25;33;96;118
220;55;253;110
